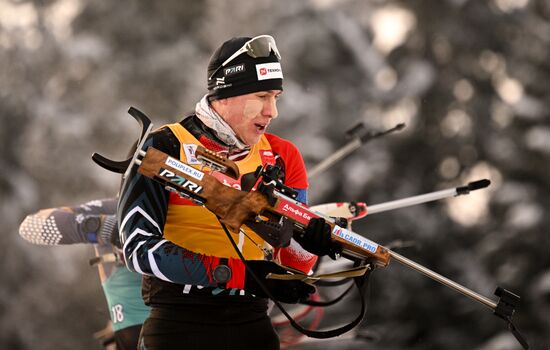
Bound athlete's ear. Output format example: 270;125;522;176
212;98;229;106
210;99;229;117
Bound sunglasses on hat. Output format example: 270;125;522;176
208;35;281;81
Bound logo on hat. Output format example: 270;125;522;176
224;63;246;77
256;62;283;81
214;77;233;90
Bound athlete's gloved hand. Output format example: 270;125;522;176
295;218;342;260
244;260;315;303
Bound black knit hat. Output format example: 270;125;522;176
207;36;283;101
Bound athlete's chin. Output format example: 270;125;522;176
243;134;263;146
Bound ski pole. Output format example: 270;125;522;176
309;179;491;224
308;122;405;179
367;179;490;215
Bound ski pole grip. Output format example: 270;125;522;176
456;179;491;195
468;179;491;191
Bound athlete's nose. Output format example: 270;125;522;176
263;96;278;119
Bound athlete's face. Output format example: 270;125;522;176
216;90;281;146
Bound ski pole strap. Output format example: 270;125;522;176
219;218;371;339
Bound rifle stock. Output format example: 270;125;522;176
137;147;268;232
137;146;390;266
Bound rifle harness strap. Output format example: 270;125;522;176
219;217;371;339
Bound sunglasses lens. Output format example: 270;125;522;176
247;36;280;60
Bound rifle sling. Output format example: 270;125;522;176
219;218;371;339
300;281;355;307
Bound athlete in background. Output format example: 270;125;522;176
19;198;149;350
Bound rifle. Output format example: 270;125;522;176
138;144;527;347
93;107;528;349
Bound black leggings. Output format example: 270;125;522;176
138;303;279;350
114;324;142;350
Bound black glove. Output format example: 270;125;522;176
244;260;315;303
295;218;342;259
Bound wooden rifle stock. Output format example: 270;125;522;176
136;146;390;266
137;147;268;232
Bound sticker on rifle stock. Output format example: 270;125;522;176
165;156;204;180
159;168;203;194
182;144;201;165
332;226;378;254
278;201;314;224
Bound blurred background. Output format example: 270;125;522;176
1;0;549;349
